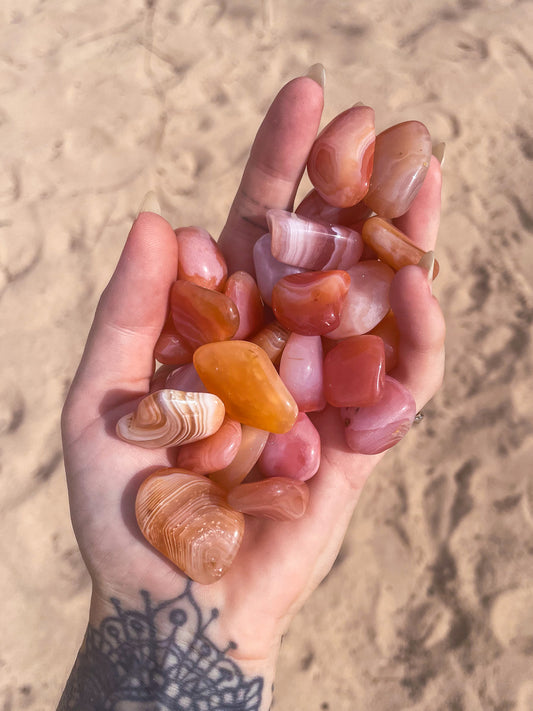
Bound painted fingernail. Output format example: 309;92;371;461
418;250;435;292
137;190;161;217
306;63;326;90
432;142;446;166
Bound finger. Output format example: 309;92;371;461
389;264;446;409
218;75;324;274
66;210;178;422
393;156;442;251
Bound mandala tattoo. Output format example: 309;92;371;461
57;582;264;710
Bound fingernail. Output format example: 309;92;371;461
418;250;435;292
352;101;365;107
306;63;326;90
137;190;161;217
432;142;446;166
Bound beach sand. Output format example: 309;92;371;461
1;1;533;708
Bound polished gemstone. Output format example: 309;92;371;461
307;106;375;207
295;188;372;229
193;340;298;433
258;412;321;481
279;333;326;412
227;478;310;520
175;416;242;475
250;320;291;366
165;363;206;393
252;233;306;306
176;226;228;291
210;425;269;489
342;376;416;454
154;315;194;365
364;121;432;218
323;335;385;407
267;209;363;270
223;271;264;340
362;216;440;276
170;280;239;350
369;311;400;372
327;261;394;339
272;270;350;335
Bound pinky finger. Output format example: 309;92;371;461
389;265;446;410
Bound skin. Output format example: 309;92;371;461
61;75;445;709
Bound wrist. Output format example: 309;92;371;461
62;581;278;711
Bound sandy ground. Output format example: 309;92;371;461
1;0;533;709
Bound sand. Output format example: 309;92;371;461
1;0;533;708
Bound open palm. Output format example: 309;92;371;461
61;75;445;664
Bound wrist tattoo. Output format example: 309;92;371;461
57;581;264;710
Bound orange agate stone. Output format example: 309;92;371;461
362;216;439;277
210;424;269;489
272;270;351;336
369;311;400;372
323;335;385;407
307;106;375;207
170;280;240;351
250;320;291;366
176;226;228;291
154;315;194;366
193;340;298;433
227;478;310;521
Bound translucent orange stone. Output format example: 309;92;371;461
307;106;376;207
154;314;194;366
210;425;269;489
295;188;372;228
249;320;291;366
170;280;240;351
175;416;242;475
362;216;439;277
176;226;228;291
227;478;310;521
223;271;265;340
369;311;400;372
364;121;432;218
323;335;385;407
271;270;351;336
193;340;298;433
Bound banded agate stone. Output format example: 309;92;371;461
362;216;440;276
295;188;372;228
369;311;400;372
136;469;244;584
258;412;321;481
223;271;264;340
176;227;227;291
175;416;242;475
272;270;351;336
307;106;375;207
253;234;306;306
193;340;298;433
267;209;363;271
210;425;269;489
364;121;432;218
341;376;416;454
327;261;394;339
170;280;239;350
279;333;326;412
250;320;291;366
323;335;385;407
227;478;310;521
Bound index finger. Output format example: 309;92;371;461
218;73;324;274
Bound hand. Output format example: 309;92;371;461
61;73;445;704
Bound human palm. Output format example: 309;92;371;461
61;75;444;664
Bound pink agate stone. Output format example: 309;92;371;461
227;478;310;521
252;234;306;306
341;376;416;454
279;333;326;412
165;363;206;393
223;271;264;340
210;425;269;490
175;416;242;474
272;270;351;336
267;209;363;271
307;106;375;207
364;121;432;218
295;188;372;228
327;261;394;339
258;412;321;481
176;226;228;291
323;335;385;407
